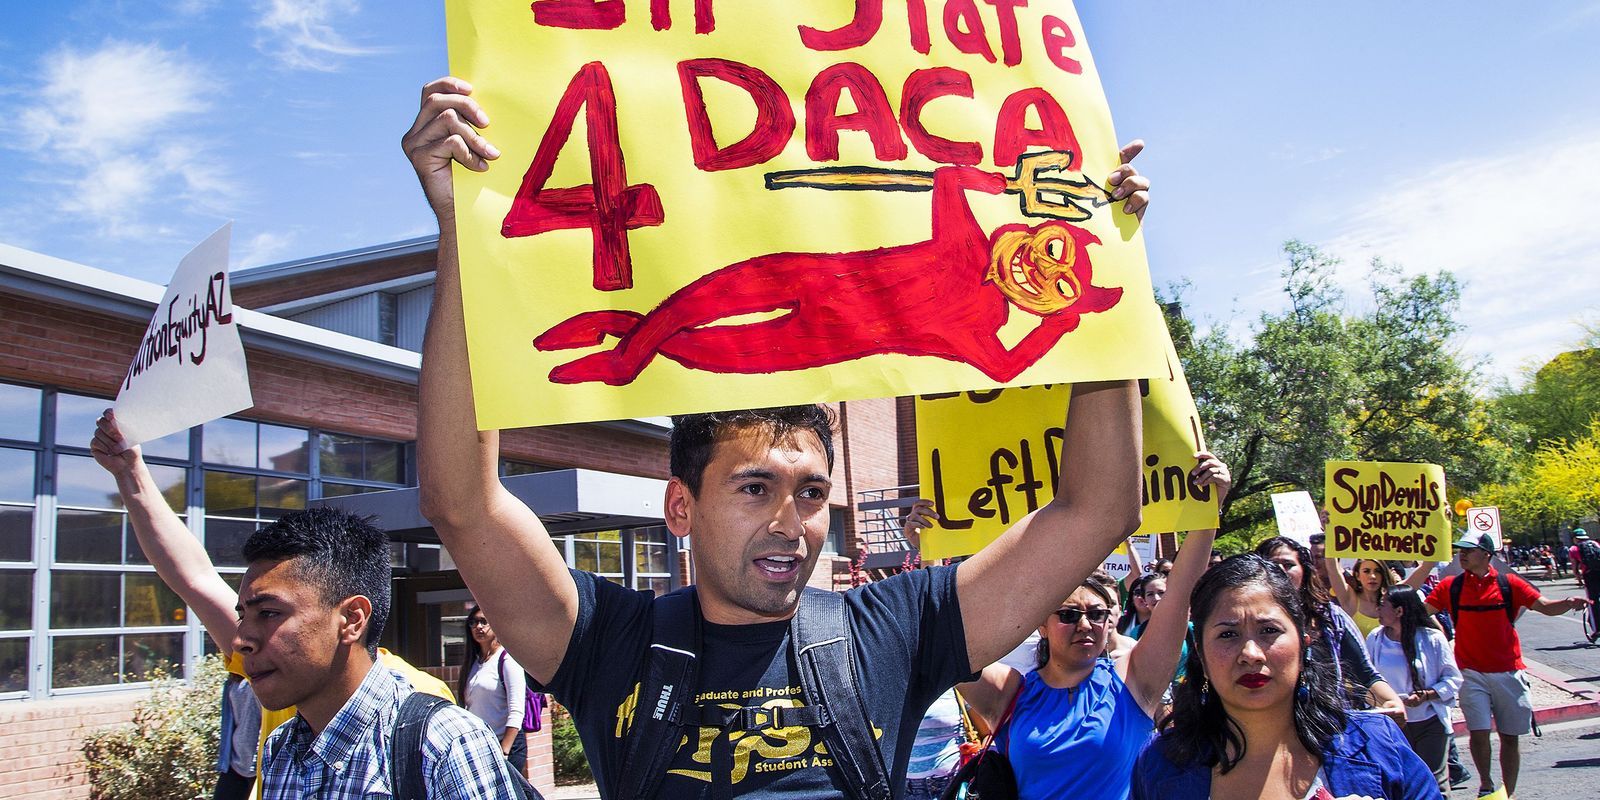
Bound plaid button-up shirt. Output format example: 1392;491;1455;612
259;660;521;799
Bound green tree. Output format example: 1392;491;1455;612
1495;329;1600;449
1175;241;1516;541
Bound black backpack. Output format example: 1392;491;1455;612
1446;572;1517;626
389;692;545;800
1579;540;1600;574
612;586;891;800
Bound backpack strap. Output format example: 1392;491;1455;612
614;588;701;800
389;692;450;800
790;587;892;800
1497;572;1516;625
1449;572;1519;625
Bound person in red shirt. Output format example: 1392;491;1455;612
1423;532;1590;798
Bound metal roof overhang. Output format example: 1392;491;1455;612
313;468;668;543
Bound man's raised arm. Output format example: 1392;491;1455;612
91;411;239;653
956;380;1142;669
405;77;576;684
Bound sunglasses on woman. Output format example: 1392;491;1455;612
1054;607;1112;625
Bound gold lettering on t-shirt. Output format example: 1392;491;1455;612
615;682;641;738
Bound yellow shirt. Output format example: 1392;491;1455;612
1350;610;1381;638
223;648;454;792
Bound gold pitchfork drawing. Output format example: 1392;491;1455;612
762;150;1113;222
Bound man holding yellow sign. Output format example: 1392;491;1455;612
406;63;1151;800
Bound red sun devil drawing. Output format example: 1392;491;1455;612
528;155;1123;386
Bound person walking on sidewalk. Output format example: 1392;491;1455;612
1366;586;1462;794
1423;532;1591;798
1570;529;1600;640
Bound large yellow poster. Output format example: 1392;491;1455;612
1324;460;1450;561
446;1;1167;428
915;322;1217;559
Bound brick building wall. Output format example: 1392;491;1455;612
0;692;140;799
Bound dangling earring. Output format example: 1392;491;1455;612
1199;678;1211;705
1295;678;1310;703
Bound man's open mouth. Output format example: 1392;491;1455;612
754;556;800;577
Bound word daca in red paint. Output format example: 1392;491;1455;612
528;0;1083;74
123;272;234;391
505;57;1082;291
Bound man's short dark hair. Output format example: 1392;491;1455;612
242;507;391;654
670;406;836;496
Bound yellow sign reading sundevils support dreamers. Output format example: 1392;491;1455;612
914;323;1217;560
1324;461;1450;561
445;1;1168;428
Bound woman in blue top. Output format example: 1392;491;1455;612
1132;555;1439;800
958;453;1228;800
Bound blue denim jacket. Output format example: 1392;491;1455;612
1132;712;1442;800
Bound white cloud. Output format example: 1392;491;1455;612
172;0;219;15
1270;143;1346;165
253;0;380;71
10;41;229;238
1319;130;1600;381
235;231;294;267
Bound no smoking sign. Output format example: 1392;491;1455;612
1466;506;1502;548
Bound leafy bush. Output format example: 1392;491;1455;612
549;702;593;784
82;655;228;800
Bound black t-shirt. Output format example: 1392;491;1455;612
539;566;972;798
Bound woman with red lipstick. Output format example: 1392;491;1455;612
1133;555;1439;800
1257;536;1407;722
957;453;1229;800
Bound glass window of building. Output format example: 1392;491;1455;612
3;385;422;698
631;528;672;596
202;418;312;570
0;438;37;696
320;433;407;498
570;530;624;584
50;391;191;693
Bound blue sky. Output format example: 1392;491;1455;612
2;1;1597;384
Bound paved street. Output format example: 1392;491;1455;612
1517;572;1600;691
1456;570;1599;799
1472;715;1600;800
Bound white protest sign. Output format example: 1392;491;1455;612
1465;506;1503;550
1130;534;1156;569
114;224;252;446
1102;542;1133;581
1271;490;1324;546
1102;535;1157;580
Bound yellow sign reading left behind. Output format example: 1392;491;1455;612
1324;461;1450;561
915;323;1217;560
445;1;1168;428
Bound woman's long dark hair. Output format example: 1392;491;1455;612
1384;585;1440;690
1120;573;1155;634
456;605;491;707
1254;536;1331;634
1158;554;1347;774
